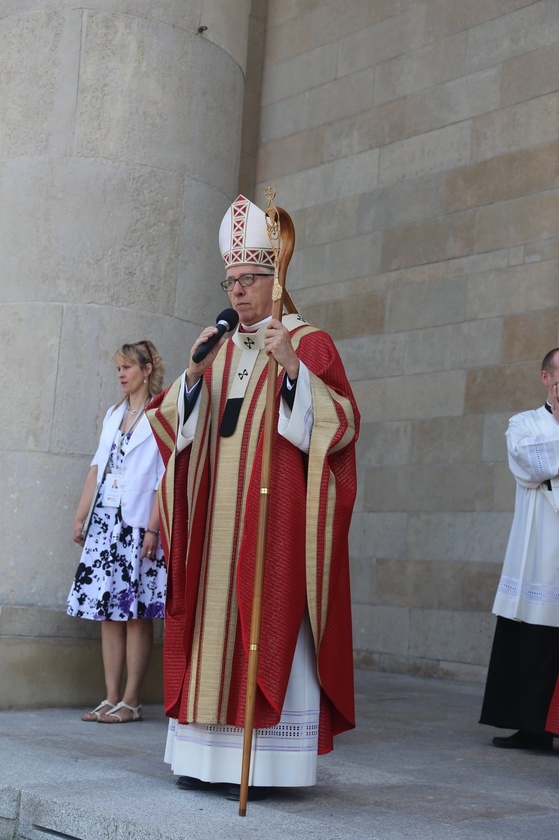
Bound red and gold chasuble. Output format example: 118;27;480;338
148;316;359;754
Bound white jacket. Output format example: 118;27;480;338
90;402;164;528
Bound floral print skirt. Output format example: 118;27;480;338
67;500;166;622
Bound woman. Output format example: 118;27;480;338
67;340;166;724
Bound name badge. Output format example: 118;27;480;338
102;473;122;507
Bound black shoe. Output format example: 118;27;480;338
492;730;553;750
225;784;272;802
176;775;214;790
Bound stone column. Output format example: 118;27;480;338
0;0;251;707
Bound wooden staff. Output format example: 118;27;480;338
238;188;296;816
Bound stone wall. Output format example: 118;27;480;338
0;0;251;708
3;0;559;709
255;0;559;680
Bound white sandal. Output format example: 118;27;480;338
98;701;143;723
81;699;116;722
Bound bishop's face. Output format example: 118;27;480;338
226;265;274;326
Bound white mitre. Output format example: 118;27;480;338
218;194;275;269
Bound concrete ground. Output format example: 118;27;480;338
1;669;558;840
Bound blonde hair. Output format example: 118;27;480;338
112;340;165;401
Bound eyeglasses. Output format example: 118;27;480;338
220;273;272;292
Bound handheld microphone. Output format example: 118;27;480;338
192;308;239;363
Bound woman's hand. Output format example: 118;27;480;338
141;530;159;560
73;520;85;547
73;465;98;547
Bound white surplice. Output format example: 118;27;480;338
493;405;559;626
